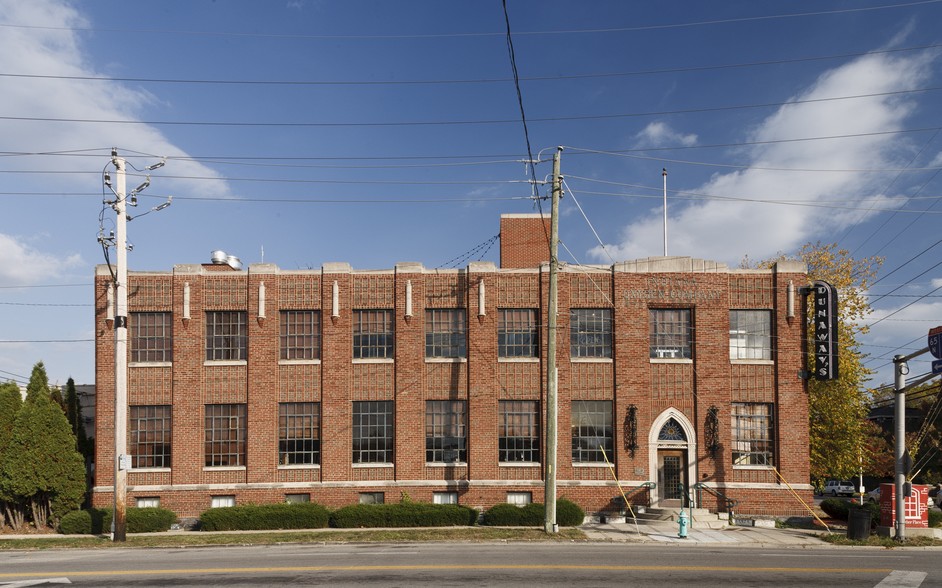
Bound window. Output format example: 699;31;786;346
426;309;466;358
426;400;467;463
570;309;612;358
731;403;775;466
210;495;235;508
353;310;394;359
730;310;772;360
649;308;692;359
359;492;385;505
205;404;246;467
136;497;160;508
498;309;539;358
353;400;394;463
285;494;310;504
507;491;532;506
279;402;320;465
499;400;540;463
433;492;459;505
571;401;613;463
280;310;321;360
205;311;247;361
130;405;171;468
130;312;172;362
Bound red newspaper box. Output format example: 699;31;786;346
878;483;929;528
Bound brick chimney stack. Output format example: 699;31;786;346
500;214;550;269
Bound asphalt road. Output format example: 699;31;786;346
1;542;940;587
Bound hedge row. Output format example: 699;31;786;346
58;507;177;534
60;498;586;534
200;502;330;532
481;498;584;527
329;503;478;528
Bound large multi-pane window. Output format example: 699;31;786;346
129;405;171;468
353;400;394;463
649;308;692;359
205;404;246;467
570;309;612;358
278;402;320;465
205;311;247;361
729;310;772;360
425;309;467;358
498;309;539;358
731;403;775;466
353;310;394;359
426;400;467;463
280;310;321;360
499;400;540;463
571;400;613;463
130;312;172;362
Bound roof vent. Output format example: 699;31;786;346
210;250;242;270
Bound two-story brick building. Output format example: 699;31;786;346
93;213;812;518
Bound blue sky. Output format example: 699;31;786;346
1;0;941;390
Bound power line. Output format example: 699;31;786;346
2;0;937;39
3;86;938;128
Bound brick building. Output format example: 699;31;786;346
93;213;812;518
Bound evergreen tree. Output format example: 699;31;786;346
0;381;23;529
0;363;86;528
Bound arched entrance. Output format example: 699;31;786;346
648;409;696;508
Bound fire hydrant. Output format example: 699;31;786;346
677;508;689;539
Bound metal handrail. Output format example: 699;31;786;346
612;482;656;510
692;482;740;522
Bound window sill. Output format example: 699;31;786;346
649;358;693;364
498;357;540;363
425;357;467;363
202;466;246;471
425;461;468;467
203;360;247;367
732;464;775;470
277;464;320;470
499;462;541;467
129;362;172;368
130;467;171;473
570;357;613;363
352;358;394;364
352;463;394;468
730;359;774;365
572;462;608;467
279;359;322;365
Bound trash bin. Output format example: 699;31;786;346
847;507;871;540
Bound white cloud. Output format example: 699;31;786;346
633;121;698;148
591;50;935;265
0;233;82;285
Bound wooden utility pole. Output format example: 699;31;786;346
544;146;562;534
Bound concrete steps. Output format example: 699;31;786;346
596;507;729;529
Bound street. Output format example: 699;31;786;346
1;542;939;587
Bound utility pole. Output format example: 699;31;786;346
102;149;169;542
544;146;562;534
662;168;668;256
893;354;907;542
112;151;129;542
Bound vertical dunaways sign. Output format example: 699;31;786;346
813;280;839;381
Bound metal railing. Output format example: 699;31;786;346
692;482;740;522
613;481;656;512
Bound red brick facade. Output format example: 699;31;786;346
94;214;812;518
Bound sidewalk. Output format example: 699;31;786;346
580;519;830;546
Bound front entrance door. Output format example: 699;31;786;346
657;449;687;507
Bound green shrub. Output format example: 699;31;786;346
200;503;329;532
820;498;850;520
556;498;586;526
328;503;477;528
481;499;585;527
929;508;942;528
59;507;175;534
